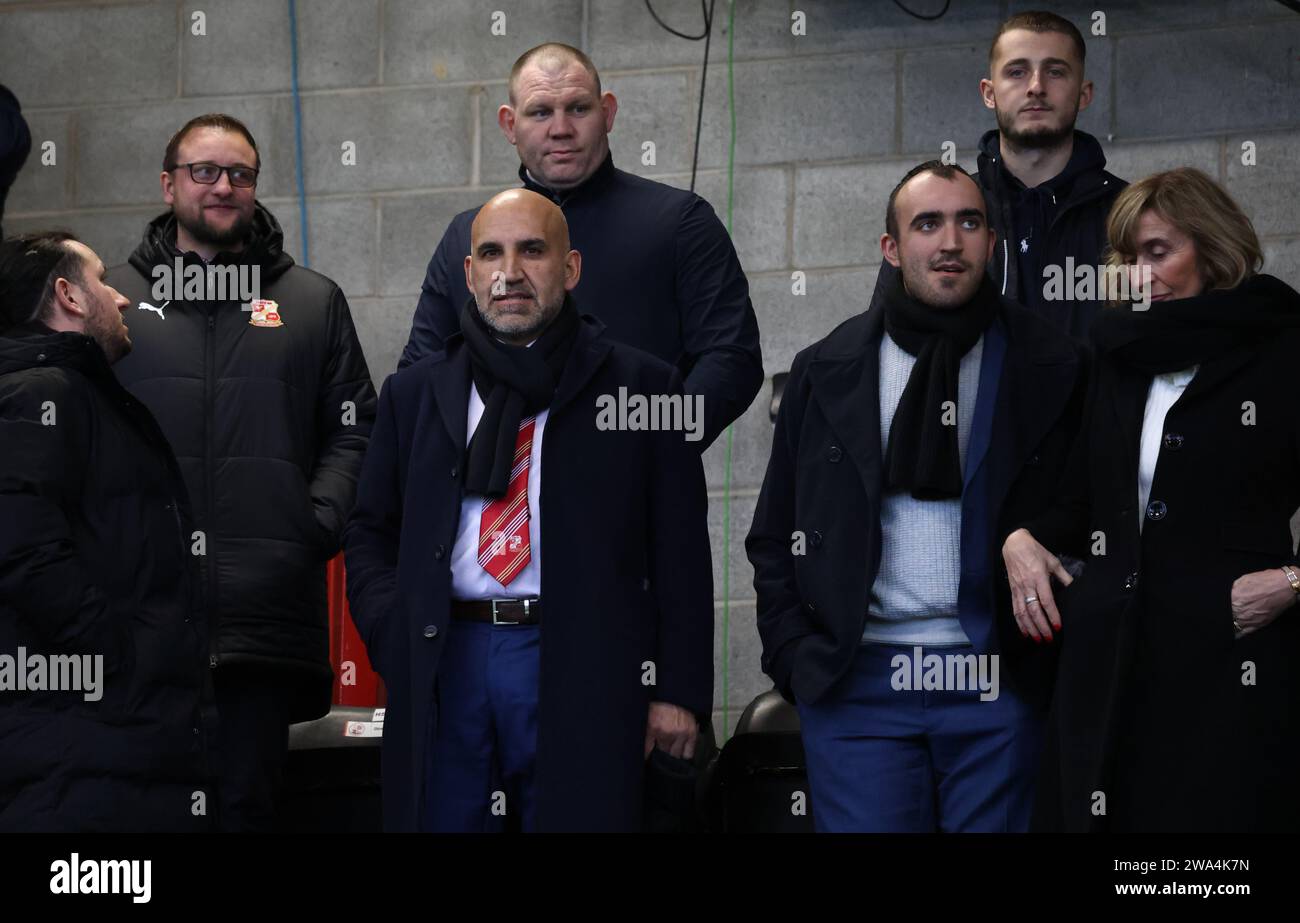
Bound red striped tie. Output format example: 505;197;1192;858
477;416;536;586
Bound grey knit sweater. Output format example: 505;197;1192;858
861;331;984;646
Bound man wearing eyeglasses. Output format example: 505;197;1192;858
105;113;377;832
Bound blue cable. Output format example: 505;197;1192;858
288;0;310;268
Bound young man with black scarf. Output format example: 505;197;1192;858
344;188;713;832
747;163;1086;832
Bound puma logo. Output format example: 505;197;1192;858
137;300;170;319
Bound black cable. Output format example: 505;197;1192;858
688;0;718;193
644;0;710;41
645;0;716;192
891;0;951;21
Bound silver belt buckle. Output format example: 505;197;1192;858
491;598;530;625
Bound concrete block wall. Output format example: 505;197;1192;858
4;0;1299;742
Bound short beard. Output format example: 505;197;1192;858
178;207;253;249
87;300;128;363
477;294;563;343
996;106;1077;151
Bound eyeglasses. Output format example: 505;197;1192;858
168;162;259;187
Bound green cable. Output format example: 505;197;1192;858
720;0;737;744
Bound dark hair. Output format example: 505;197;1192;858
509;42;602;105
163;113;261;172
990;11;1086;69
885;161;983;239
0;230;85;331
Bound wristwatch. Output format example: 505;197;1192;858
1282;564;1300;598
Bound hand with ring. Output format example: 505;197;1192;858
1230;568;1296;639
1001;528;1073;643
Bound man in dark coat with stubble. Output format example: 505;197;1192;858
0;232;214;831
747;163;1087;831
345;188;713;832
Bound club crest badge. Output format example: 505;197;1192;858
248;299;283;328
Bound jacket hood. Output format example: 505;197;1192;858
0;321;106;378
126;201;296;285
977;129;1111;199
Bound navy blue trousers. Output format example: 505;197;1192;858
421;621;541;832
796;643;1041;832
212;665;295;832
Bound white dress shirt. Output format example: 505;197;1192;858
1137;366;1197;533
449;383;547;600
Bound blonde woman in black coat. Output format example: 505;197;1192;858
1002;167;1300;832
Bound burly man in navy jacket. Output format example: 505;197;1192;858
345;189;713;832
398;42;761;450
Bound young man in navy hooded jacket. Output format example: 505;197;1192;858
869;11;1125;341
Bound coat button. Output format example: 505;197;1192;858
1124;572;1139;590
810;530;823;548
828;446;842;463
1145;500;1167;521
1163;433;1184;450
434;544;446;560
423;624;439;639
1028;453;1041;466
450;466;458;479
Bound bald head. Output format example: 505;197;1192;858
471;188;570;253
464;189;581;345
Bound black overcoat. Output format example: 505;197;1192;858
746;298;1087;710
1028;275;1300;832
344;316;714;831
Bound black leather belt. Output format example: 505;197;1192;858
450;598;541;625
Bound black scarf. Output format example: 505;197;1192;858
1092;273;1300;375
882;268;999;500
460;294;580;497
